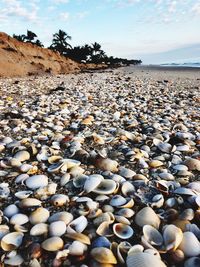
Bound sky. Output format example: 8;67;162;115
0;0;200;64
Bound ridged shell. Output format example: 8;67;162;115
135;207;160;229
126;252;167;267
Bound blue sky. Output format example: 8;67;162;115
0;0;200;63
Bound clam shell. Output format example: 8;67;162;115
10;213;29;225
67;216;88;233
19;198;42;209
95;158;118;172
143;225;163;246
135;207;160;229
0;225;9;239
68;240;87;255
178;232;200;257
84;174;104;193
116;208;135;218
48;211;73;225
113;223;134;239
4;204;19;218
41;237;64;251
25;175;48;189
15;190;32;199
184;158;200;171
14;150;30;162
49;221;66;237
91;247;117;264
126;252;167;267
65;232;91;245
163;224;183;251
184;257;200;267
121;181;135;196
93;179;117;195
30;223;48;236
91;236;111;249
1;232;24;251
51;194;69;206
119;167;136;178
29;208;50;225
110;195;126;207
4;254;24;266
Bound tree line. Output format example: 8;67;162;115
13;30;142;66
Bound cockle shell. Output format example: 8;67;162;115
84;174;104;193
91;247;117;264
135;207;160;229
41;237;64;251
143;225;163;246
113;223;134;239
126;251;167;267
1;232;24;251
92;179;117;195
163;224;183;251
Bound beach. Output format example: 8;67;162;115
0;66;200;266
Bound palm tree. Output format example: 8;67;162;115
49;30;72;55
35;39;44;47
13;34;26;42
91;42;101;55
25;30;37;43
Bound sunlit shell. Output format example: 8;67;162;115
14;150;30;162
41;237;64;251
30;223;48;236
84;174;104;193
178;232;200;257
163;224;183;251
135;207;160;229
48;211;73;225
92;179;117;195
1;232;24;251
65;232;91;245
121;181;135;196
68;240;88;255
10;213;29;225
15;190;32;199
184;158;200;171
4;254;24;266
51;194;69;206
91;247;117;264
49;221;66;237
67;215;88;233
116;208;135;218
19;198;42;209
149;160;163;168
29;208;50;225
113;223;134;239
96;221;113;237
25;175;48;189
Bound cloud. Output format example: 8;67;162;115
60;12;70;21
191;2;200;15
52;0;70;4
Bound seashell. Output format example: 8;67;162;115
126;251;167;267
172;219;190;232
110;195;126;207
187;182;200;193
95;157;118;172
48;211;73;225
170;249;185;263
158;172;174;181
29;208;50;225
96;221;113;237
51;194;69;206
9;158;22;167
4;254;24;266
178;232;200;257
135;207;160;229
25;175;48;189
113;223;134;239
149;160;163;168
0;225;9;239
0;182;10;199
68;240;87;255
1;232;24;251
49;221;66;237
14;150;30;162
163;224;183;251
84;174;104;193
179;208;194;221
4;204;19;218
19;198;42;209
48;156;62;164
174;187;196;196
73;174;88;188
185;224;200;239
91;247;117;264
15;173;29;184
184;158;200;171
15;190;32;199
173;164;188;171
29;258;41;267
65;232;91;245
151;194;164;208
69;166;85;177
19;163;32;173
41;237;64;251
115;215;131;225
93;179;117;195
116;208;135;218
119;167;136;178
121;181;135;196
116;241;132;264
67;216;88;233
157;142;173;153
10;213;29;225
91;236;111;249
184;257;200;267
143;225;163;246
30;223;48;236
60;173;70;186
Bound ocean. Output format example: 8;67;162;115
160;62;200;68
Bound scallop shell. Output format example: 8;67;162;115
49;221;66;237
135;207;160;229
25;175;48;189
178;232;200;257
29;208;50;225
92;179;117;195
41;237;64;251
91;247;117;264
1;232;24;251
113;223;134;239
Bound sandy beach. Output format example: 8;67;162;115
0;67;200;266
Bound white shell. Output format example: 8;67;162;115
135;207;160;229
51;194;69;206
25;175;48;189
68;240;87;255
4;204;19;218
10;213;29;225
127;252;167;267
143;225;163;246
48;211;73;225
29;208;50;225
49;221;66;236
42;237;64;251
163;224;183;251
15;190;32;199
178;232;200;257
113;223;134;239
30;223;48;236
92;179;117;195
14;150;30;162
4;254;24;266
84;174;104;193
67;216;88;233
1;232;24;251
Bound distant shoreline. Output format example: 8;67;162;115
139;64;200;71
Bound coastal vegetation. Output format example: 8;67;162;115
13;29;142;66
